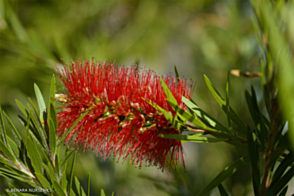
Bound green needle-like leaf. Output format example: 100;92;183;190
270;151;294;189
218;184;229;196
75;176;87;196
182;97;231;134
101;189;106;196
68;151;77;196
34;83;46;122
160;133;226;143
61;163;68;191
0;107;8;146
49;119;57;156
54;180;67;196
247;128;261;196
15;99;28;118
26;136;43;174
3;111;22;147
174;65;181;82
204;75;247;136
268;167;294;196
197;155;250;196
0;140;17;163
35;172;51;189
278;186;288;196
167;100;239;139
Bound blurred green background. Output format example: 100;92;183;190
0;0;292;195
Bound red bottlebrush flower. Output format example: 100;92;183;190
56;58;194;171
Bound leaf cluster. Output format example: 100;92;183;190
0;76;112;196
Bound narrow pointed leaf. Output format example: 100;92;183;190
0;107;8;145
218;184;229;196
68;151;77;196
7;136;19;156
75;177;87;196
270;151;294;189
204;75;247;135
225;71;231;128
34;83;46;122
268;167;294;195
35;172;51;189
60;148;75;170
15;99;28;118
160;133;226;143
61;163;68;191
26;136;43;174
278;186;288;196
182;97;231;134
197;155;250;196
3;111;21;147
0;140;17;162
53;180;67;196
167;100;239;139
174;65;181;82
101;189;106;196
247;128;261;196
49;119;57;156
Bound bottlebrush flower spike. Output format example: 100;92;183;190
56;58;194;171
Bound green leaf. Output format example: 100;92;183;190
7;136;19;156
204;75;247;136
247;128;261;196
268;167;294;196
245;87;268;149
28;97;44;129
278;186;288;196
225;71;231;128
0;107;8;146
167;100;239;139
101;189;106;196
160;78;178;107
75;176;87;196
54;180;67;196
174;65;181;82
55;149;60;178
49;119;57;156
68;151;77;196
60;148;75;171
218;184;229;196
182;97;231;134
48;75;57;131
270;151;294;189
26;136;43;174
35;172;51;189
3;111;21;147
61;163;68;191
34;83;46;122
15;99;28;118
0;140;17;163
160;133;226;143
197;155;250;196
144;98;185;132
49;75;56;106
43;163;58;185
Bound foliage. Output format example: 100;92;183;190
0;77;112;196
1;0;294;195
